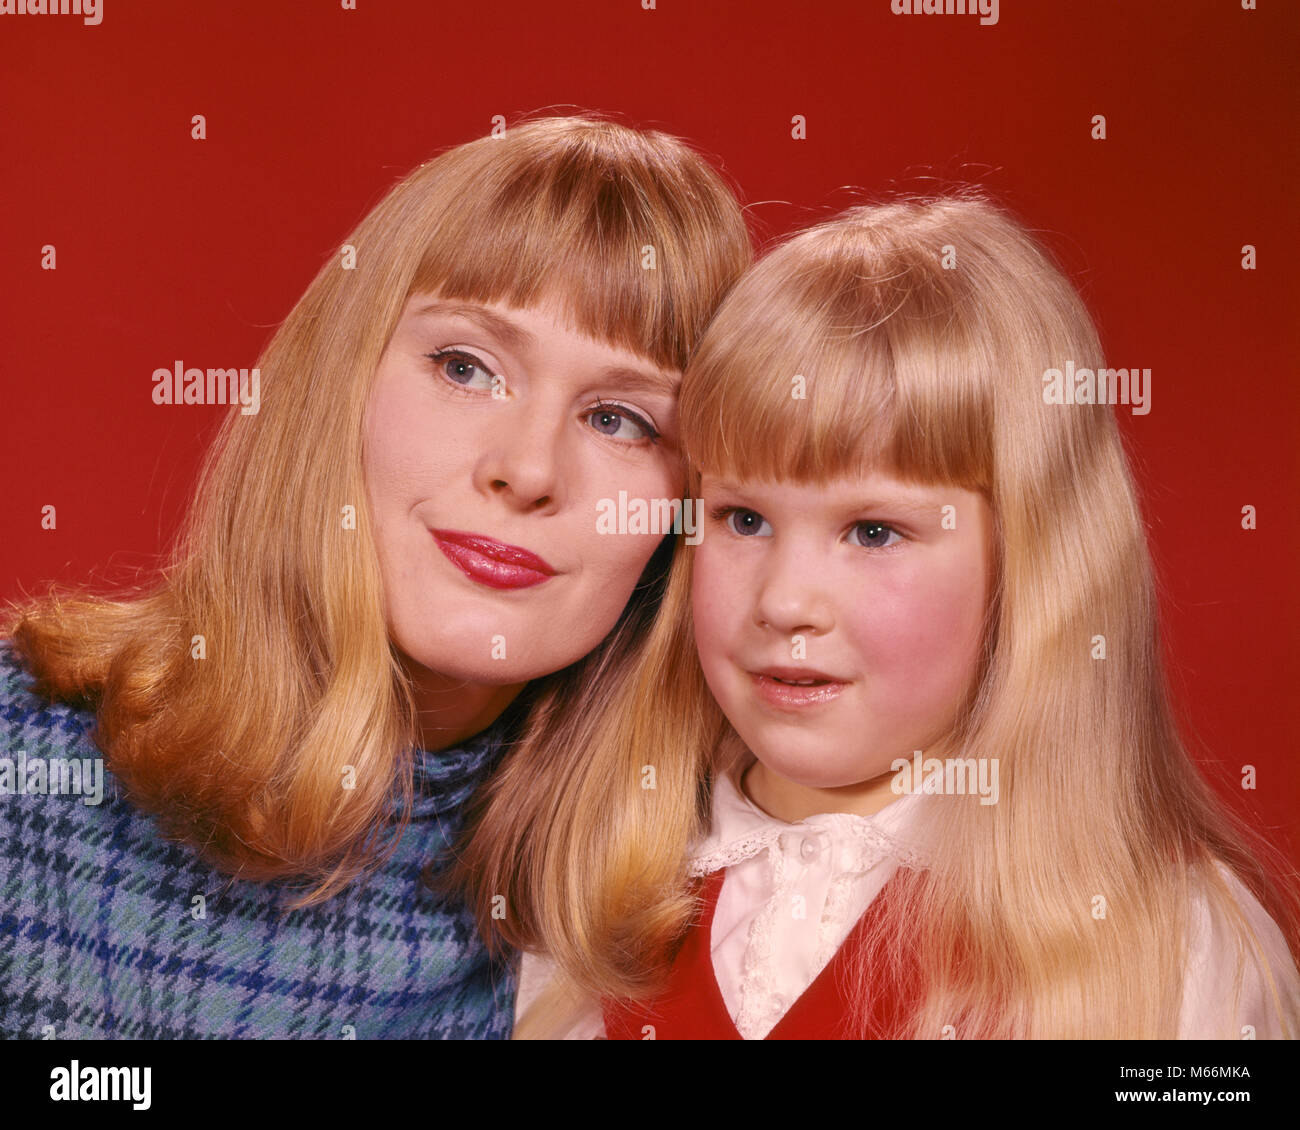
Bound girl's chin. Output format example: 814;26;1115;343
746;752;876;792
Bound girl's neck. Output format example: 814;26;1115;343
740;758;904;822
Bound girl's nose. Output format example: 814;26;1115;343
752;550;836;638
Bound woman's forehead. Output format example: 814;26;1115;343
403;291;681;378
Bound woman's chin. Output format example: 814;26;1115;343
395;638;590;688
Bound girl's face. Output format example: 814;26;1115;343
365;293;683;690
692;469;994;811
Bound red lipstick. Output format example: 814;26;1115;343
431;529;557;591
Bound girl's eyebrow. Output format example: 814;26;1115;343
704;479;945;521
412;301;677;396
846;497;944;521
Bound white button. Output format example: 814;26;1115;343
800;836;820;862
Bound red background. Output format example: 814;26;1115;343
2;1;1296;862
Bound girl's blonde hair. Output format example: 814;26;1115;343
485;192;1300;1038
4;113;753;907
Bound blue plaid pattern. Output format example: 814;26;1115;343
0;642;516;1039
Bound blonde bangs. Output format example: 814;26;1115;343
408;116;750;372
680;211;993;492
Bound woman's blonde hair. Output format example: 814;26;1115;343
4;112;753;907
485;192;1300;1038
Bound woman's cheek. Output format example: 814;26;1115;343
579;475;678;590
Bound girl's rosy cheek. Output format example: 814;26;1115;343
691;554;734;647
843;585;967;679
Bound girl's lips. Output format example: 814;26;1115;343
431;529;557;591
750;671;848;710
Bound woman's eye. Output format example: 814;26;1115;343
712;507;772;537
428;349;496;392
585;402;659;443
851;521;901;549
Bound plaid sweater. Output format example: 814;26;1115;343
0;642;516;1039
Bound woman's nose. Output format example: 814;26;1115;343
471;400;567;513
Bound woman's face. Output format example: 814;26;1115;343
691;469;994;812
364;293;683;691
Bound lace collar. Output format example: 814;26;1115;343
689;760;933;876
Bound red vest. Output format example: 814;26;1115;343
603;868;919;1040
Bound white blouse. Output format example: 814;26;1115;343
516;762;1300;1039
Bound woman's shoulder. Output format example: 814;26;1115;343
0;638;99;754
0;638;107;761
1180;859;1300;1039
0;636;33;696
0;637;118;817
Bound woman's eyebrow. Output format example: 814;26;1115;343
411;301;536;354
412;300;676;396
596;367;680;397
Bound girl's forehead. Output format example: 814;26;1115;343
698;467;950;498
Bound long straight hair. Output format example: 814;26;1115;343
4;113;753;907
487;193;1300;1038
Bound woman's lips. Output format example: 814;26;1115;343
431;529;557;591
750;667;848;709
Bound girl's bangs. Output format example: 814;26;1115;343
681;248;994;492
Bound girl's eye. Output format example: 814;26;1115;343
585;401;660;443
428;349;496;392
711;506;773;537
851;521;901;549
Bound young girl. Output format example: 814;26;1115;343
0;113;752;1038
477;193;1300;1039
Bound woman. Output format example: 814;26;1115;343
0;113;752;1038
